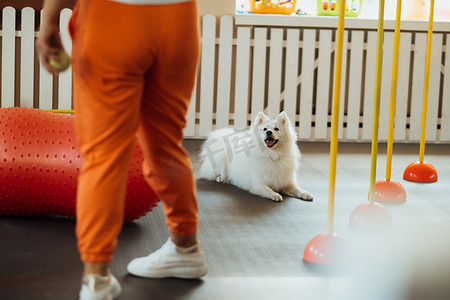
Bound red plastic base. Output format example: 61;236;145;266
349;202;392;232
403;160;438;182
0;107;159;221
374;179;406;203
303;233;347;265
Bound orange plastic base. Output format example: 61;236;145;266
349;202;392;232
403;161;438;182
374;179;407;203
303;233;347;265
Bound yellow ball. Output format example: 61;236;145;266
49;51;71;72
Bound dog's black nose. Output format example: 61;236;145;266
266;130;273;136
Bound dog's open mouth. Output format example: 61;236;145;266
264;137;278;148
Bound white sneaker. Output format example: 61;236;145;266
79;270;121;300
127;238;207;279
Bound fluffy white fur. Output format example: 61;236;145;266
198;111;314;202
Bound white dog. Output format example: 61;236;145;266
197;111;314;202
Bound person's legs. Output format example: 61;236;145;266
127;1;206;278
71;0;156;278
136;0;200;245
72;0;203;284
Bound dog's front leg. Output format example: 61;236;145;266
215;157;229;183
283;184;314;201
249;185;283;202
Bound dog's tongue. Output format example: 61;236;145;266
265;139;275;147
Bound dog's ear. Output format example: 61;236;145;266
254;111;269;125
277;111;290;125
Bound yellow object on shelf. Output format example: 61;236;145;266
317;0;363;17
248;0;297;15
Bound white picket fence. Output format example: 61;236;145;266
1;7;73;111
1;7;450;143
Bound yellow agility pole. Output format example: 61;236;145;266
386;0;402;181
326;0;346;235
368;0;386;204
374;0;407;203
419;0;434;163
41;109;75;114
303;0;347;265
403;0;438;182
349;0;393;232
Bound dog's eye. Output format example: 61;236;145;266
274;127;279;131
263;128;267;131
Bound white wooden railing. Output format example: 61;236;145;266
1;7;73;111
1;7;450;143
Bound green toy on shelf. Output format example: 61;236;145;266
317;0;363;17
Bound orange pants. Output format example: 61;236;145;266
69;0;200;262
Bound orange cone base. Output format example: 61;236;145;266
403;161;438;182
303;233;348;265
349;202;392;233
374;179;406;203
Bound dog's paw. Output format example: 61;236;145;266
299;191;314;202
284;186;314;202
215;175;223;183
272;193;283;202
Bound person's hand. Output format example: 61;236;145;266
37;19;65;74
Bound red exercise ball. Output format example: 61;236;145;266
0;107;159;221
